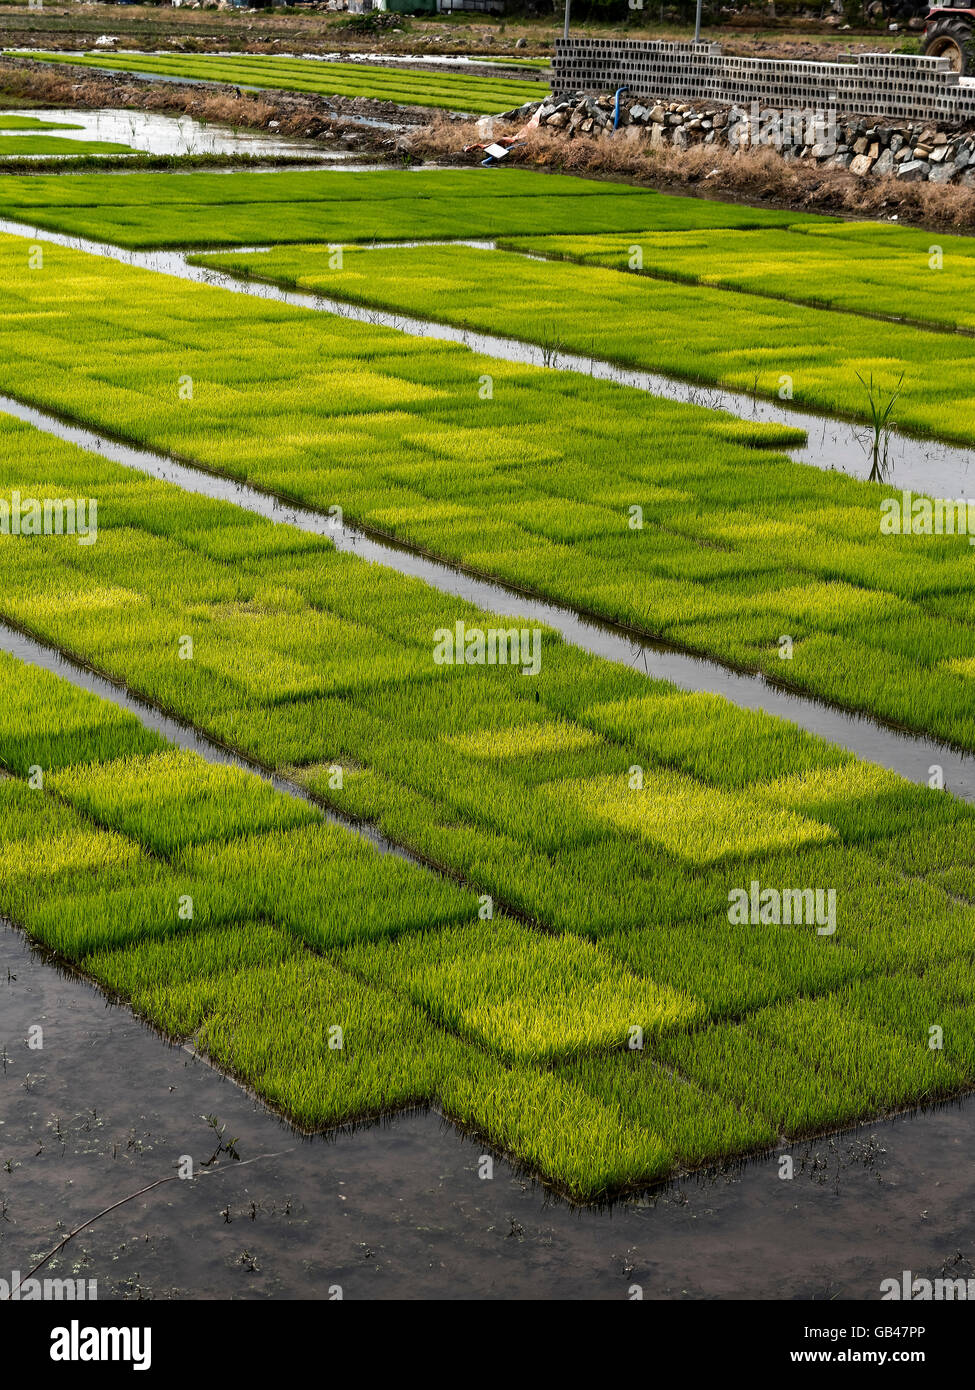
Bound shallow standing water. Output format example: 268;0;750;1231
0;106;357;159
2;920;974;1300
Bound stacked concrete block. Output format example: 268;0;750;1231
552;38;975;125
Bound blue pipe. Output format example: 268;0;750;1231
613;86;629;132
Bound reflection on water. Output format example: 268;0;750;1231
0;105;364;158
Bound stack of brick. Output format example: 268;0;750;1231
552;38;975;125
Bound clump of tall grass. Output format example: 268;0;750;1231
856;370;905;483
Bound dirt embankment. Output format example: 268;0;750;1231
412;113;975;232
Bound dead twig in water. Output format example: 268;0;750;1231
3;1144;296;1296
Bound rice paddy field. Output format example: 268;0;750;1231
13;50;545;115
0;133;134;156
4;136;975;1324
0;110;133;157
0;167;821;247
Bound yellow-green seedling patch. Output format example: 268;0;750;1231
556;770;836;864
340;921;702;1062
48;750;320;856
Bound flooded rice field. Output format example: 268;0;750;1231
2;149;975;1340
4;917;975;1302
0;212;971;498
0;106;362;159
2;389;974;804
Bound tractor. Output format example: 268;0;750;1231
923;1;975;74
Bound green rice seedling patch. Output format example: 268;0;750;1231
339;921;702;1062
288;761;722;936
752;762;975;847
581;690;853;790
656;991;960;1137
561;1051;778;1170
165;954;446;1122
47;750;320;855
0;135;136;157
15;51;544;115
0;638;667;1197
497;224;975;333
83;922;303;1036
0;167;620;209
747;993;962;1116
602;912;862;1019
0;115;85;131
447;720;603;761
21;865;244;959
439;1053;672;1197
201;240;975;447
0;776;141;895
0;647;165;774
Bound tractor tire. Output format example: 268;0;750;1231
923;16;975;75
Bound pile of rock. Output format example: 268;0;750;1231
500;92;975;185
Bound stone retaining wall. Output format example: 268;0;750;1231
512;89;975;184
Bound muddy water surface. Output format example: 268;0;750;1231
2;922;974;1301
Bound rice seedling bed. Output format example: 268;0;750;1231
0;168;824;249
0;135;136;156
200;240;975;446
4;233;975;750
498;224;975;335
0;114;84;131
14;50;544;115
4;411;975;1196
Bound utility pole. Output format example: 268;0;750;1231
564;0;571;42
694;0;703;42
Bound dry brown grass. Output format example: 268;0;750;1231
410;113;975;232
0;62;276;126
